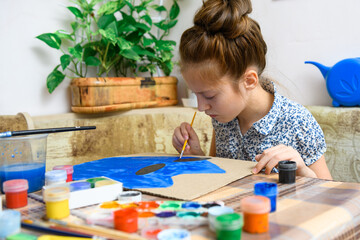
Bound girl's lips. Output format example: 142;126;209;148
208;114;217;118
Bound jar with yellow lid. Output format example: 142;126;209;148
43;186;70;219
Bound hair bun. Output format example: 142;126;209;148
194;0;253;39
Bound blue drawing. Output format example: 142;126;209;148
72;156;225;189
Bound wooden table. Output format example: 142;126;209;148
8;174;360;240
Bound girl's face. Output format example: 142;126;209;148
182;66;249;123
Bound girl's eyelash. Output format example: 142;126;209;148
204;95;215;100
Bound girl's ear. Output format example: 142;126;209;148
242;69;259;90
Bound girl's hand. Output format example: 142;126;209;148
172;122;205;156
252;144;316;178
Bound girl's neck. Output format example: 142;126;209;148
237;86;274;135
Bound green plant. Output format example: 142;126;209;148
36;0;180;93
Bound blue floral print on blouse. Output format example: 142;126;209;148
212;79;326;169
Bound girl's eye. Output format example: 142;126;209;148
204;95;215;100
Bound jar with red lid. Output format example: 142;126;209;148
3;179;29;208
241;195;270;234
52;165;74;182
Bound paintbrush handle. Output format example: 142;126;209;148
179;112;197;159
0;126;96;138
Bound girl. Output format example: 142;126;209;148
172;0;332;180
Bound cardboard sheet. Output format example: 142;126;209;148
136;155;257;200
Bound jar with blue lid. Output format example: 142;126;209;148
45;170;67;186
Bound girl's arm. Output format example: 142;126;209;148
308;155;332;180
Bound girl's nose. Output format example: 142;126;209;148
197;97;210;112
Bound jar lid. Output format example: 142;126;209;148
3;179;28;193
278;160;297;170
43;186;70;202
157;228;191;240
53;165;74;174
241;196;271;214
208;206;234;217
214;213;243;230
45;170;67;182
254;182;278;196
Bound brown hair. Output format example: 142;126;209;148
180;0;267;83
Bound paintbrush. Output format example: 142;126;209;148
0;126;96;138
179;112;197;159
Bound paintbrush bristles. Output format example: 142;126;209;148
179;112;197;159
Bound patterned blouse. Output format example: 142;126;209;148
212;79;326;167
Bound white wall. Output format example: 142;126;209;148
1;0;360;116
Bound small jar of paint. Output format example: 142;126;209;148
43;186;70;219
213;213;243;240
241;196;270;234
3;179;28;209
94;179;115;187
113;208;138;233
0;210;21;239
278;160;297;184
53;165;74;182
45;170;67;186
69;181;91;192
156;211;177;225
208;206;234;231
157;229;191;240
254;182;278;212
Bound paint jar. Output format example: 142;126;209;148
43;186;70;219
45;170;67;186
53;165;74;182
118;190;142;202
156;211;177;226
138;211;157;228
278;160;297;184
181;202;201;210
69;181;91;192
3;179;28;208
113;208;138;233
141;226;165;240
86;177;107;188
157;229;191;240
214;213;243;240
0;210;21;239
254;182;278;212
0;134;47;193
241;196;270;234
208;206;234;231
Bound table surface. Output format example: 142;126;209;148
7;173;360;240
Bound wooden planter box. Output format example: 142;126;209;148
70;76;178;113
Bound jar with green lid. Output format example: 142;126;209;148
214;213;243;240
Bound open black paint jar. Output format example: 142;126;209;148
278;160;297;184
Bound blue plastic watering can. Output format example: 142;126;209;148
305;58;360;107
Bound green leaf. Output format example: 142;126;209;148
55;30;73;41
159;51;173;62
117;20;137;32
151;5;167;12
67;6;84;19
141;14;152;27
47;68;65;93
155;19;178;31
156;40;176;51
98;15;116;29
117;37;132;50
68;44;83;60
143;37;154;47
60;54;71;70
132;45;156;58
135;22;151;32
98;1;124;15
120;48;140;61
106;21;118;36
99;28;117;45
85;56;101;66
83;46;97;59
170;1;180;20
36;33;61;49
71;22;79;33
